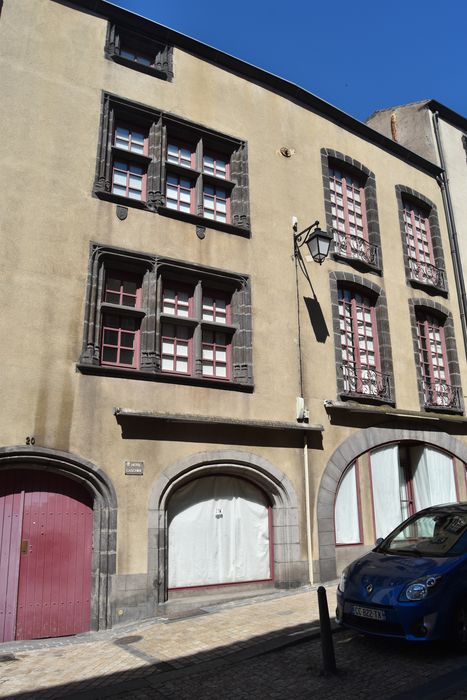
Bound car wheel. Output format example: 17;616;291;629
452;600;467;651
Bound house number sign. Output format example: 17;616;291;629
125;461;144;475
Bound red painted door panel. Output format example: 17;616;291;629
0;470;93;641
0;480;24;643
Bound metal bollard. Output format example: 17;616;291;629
317;585;337;675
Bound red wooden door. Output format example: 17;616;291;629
0;487;23;642
0;470;93;642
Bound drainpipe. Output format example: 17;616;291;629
432;111;467;357
303;434;314;585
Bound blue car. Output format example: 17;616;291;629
336;503;467;647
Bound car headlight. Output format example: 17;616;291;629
338;568;349;593
400;575;442;601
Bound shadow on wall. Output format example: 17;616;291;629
115;417;325;450
304;296;329;343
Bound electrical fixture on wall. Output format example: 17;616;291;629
293;219;332;265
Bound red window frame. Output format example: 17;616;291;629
100;271;142;369
202;184;230;223
202;152;230;179
202;291;230;324
162;282;194;318
167;140;195;169
416;312;450;406
101;314;141;368
114;123;148;155
201;330;231;380
103;271;143;308
338;287;381;395
161;324;192;375
403;201;434;273
112;160;146;201
166;174;194;213
330;166;368;256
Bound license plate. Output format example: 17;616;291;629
351;605;386;621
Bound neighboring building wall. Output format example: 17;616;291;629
367;101;439;164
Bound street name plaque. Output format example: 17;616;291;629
125;461;144;475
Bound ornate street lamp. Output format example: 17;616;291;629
293;220;332;264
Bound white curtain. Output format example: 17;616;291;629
370;445;403;539
334;463;360;544
168;475;270;588
411;446;456;511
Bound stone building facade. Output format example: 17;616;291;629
1;0;467;641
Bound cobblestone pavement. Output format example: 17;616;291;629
0;584;333;699
106;632;467;700
1;583;467;700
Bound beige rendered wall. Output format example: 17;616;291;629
1;0;466;581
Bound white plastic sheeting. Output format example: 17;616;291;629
370;445;403;539
411;446;457;510
334;463;360;544
370;444;457;539
168;475;271;588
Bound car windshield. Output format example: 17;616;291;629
378;511;467;558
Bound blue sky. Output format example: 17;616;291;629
111;0;467;122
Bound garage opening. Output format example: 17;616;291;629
168;475;272;590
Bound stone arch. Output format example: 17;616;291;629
148;449;304;605
316;427;467;582
0;445;117;631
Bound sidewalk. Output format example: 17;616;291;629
0;583;336;699
3;583;467;700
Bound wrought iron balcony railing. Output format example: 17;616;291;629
422;380;462;411
408;258;446;291
333;230;380;268
340;362;393;401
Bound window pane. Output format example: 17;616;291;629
177;342;189;357
119;349;134;365
103;329;118;345
102;347;118;363
120;332;134;348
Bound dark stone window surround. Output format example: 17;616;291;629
321;149;382;273
77;242;254;390
93;93;251;238
329;271;395;405
408;298;463;414
395;185;447;295
105;23;174;81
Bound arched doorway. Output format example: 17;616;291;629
0;470;93;642
148;450;303;605
316;428;467;583
168;475;272;590
0;447;117;639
